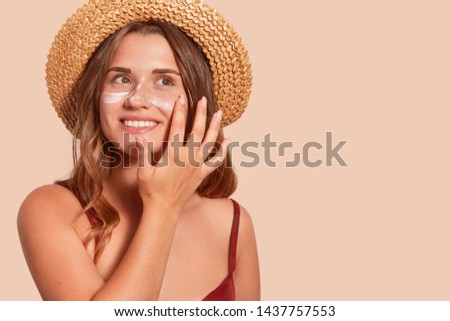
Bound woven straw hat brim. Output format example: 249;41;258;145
46;0;252;135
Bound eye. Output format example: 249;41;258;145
155;76;175;86
113;75;132;85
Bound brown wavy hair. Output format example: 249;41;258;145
56;21;237;263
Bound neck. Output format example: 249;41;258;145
104;157;202;218
104;162;142;217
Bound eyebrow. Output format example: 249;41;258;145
107;66;131;74
153;68;180;76
106;66;180;76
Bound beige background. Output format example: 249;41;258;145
1;0;449;300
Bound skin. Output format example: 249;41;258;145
17;33;260;300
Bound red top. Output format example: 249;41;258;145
86;199;241;301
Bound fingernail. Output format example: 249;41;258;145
201;96;207;109
180;95;186;105
216;110;223;123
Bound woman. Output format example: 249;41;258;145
17;0;259;300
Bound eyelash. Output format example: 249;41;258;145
155;75;175;86
112;74;132;85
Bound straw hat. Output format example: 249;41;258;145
46;0;252;135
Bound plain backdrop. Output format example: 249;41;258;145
1;0;449;300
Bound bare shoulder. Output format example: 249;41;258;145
233;200;254;233
205;198;260;300
196;196;239;219
17;184;84;230
224;199;260;300
196;197;256;244
17;184;103;300
230;200;257;255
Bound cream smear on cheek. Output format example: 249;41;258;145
101;91;130;104
101;91;175;111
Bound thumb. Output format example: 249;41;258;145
135;135;149;168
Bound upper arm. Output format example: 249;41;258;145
234;204;260;300
17;185;105;300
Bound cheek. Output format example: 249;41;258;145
99;91;129;122
149;96;175;112
99;100;122;139
153;87;187;117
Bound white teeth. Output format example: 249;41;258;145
123;120;157;128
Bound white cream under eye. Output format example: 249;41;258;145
148;97;174;111
101;91;131;104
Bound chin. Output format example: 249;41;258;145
103;126;166;160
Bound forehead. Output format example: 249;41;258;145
108;32;178;69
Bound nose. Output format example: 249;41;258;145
125;83;152;109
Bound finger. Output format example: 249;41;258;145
202;138;230;174
188;97;207;146
135;135;150;168
200;109;222;160
168;95;188;149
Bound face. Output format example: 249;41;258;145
99;32;186;155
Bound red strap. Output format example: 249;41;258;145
228;199;241;273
